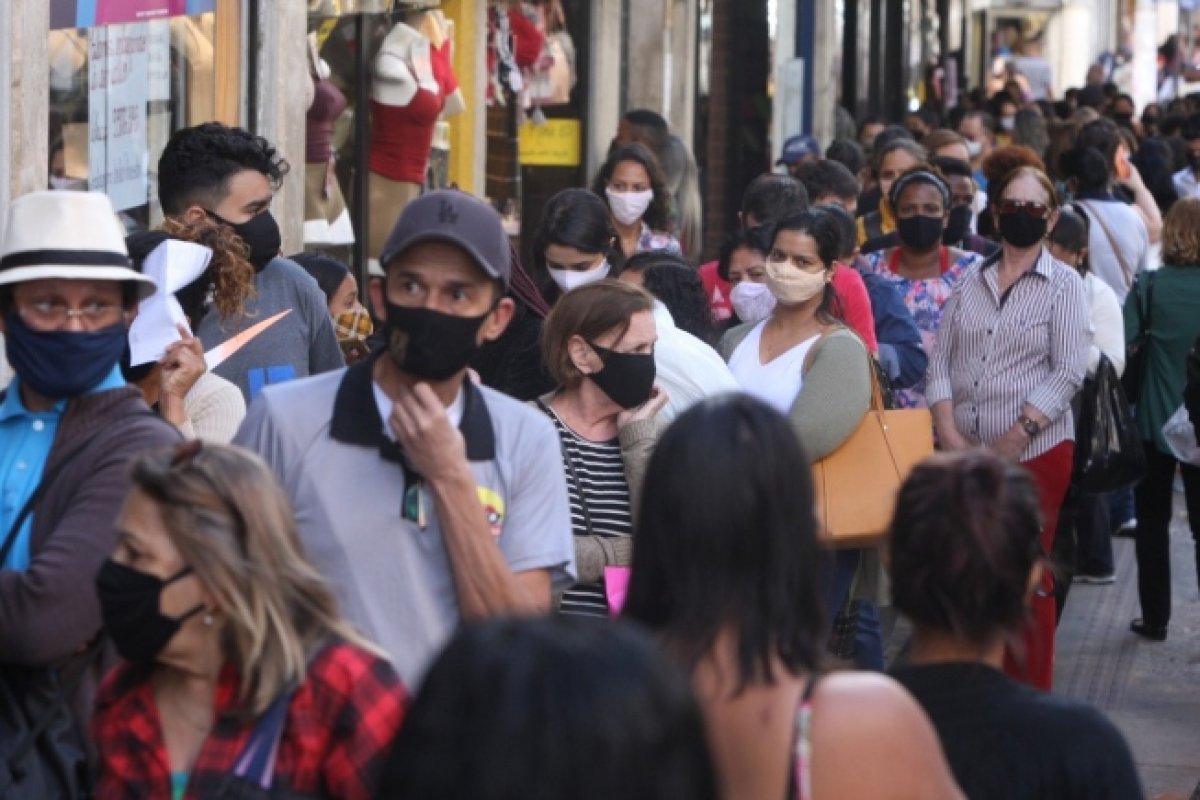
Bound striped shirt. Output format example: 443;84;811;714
926;247;1091;461
542;405;634;617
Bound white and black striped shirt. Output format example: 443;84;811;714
542;406;633;617
926;248;1091;460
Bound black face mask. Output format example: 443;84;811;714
96;560;205;664
385;303;486;381
997;211;1048;248
206;209;281;272
1189;152;1200;172
587;342;656;410
4;315;128;399
1112;112;1134;127
943;205;973;245
896;215;945;251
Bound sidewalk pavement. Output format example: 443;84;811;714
1054;492;1200;800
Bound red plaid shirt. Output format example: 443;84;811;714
92;641;407;799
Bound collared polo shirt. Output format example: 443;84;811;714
0;365;126;570
234;358;576;688
926;249;1090;461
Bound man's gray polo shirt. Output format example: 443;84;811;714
234;357;576;687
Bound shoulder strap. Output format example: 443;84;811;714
802;328;884;411
0;424;108;568
536;399;595;539
1077;200;1134;288
1143;270;1155;333
791;676;819;800
0;407;164;568
231;690;291;789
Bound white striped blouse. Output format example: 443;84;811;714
926;247;1091;461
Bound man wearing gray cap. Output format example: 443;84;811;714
235;190;575;687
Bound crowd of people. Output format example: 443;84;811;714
5;75;1200;798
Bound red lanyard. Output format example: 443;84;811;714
888;245;949;275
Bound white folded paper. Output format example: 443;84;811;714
127;239;212;367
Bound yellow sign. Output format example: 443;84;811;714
315;19;338;50
518;119;582;167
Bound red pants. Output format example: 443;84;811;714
1004;440;1074;691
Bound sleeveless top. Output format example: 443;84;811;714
791;677;819;800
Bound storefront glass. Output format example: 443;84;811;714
303;3;468;269
48;0;240;232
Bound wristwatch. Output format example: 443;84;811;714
1018;415;1042;437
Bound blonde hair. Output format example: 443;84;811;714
130;441;383;719
1162;198;1200;267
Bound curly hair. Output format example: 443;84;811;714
157;122;290;216
591;143;673;233
1161;198;1200;267
623;251;718;347
161;215;256;322
981;145;1046;204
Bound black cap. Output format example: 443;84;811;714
379;190;511;289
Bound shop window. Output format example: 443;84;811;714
48;0;241;232
302;4;469;270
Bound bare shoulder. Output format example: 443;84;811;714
810;672;965;800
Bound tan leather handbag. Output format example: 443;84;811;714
811;361;934;548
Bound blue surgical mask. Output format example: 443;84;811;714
4;313;127;399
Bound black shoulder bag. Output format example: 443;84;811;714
1073;354;1147;494
1122;271;1155;404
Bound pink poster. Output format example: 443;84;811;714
52;0;215;30
96;1;187;24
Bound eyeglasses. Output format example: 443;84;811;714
17;300;124;330
997;199;1051;219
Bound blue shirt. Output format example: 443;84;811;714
0;365;126;571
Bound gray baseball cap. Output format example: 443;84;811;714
378;190;511;289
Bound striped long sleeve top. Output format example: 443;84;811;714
926;248;1091;461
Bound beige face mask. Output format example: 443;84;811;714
765;259;828;306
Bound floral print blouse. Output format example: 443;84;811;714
861;246;984;408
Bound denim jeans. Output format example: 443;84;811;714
821;549;885;670
1109;486;1136;527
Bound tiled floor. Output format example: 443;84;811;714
1054;495;1200;799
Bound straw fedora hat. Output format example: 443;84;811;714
0;191;156;300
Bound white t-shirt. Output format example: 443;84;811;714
1172;167;1200;201
1075;199;1148;304
650;302;740;423
727;321;820;413
1084;272;1125;378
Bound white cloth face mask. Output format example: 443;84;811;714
730;280;777;323
605;188;655;226
548;259;610;293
